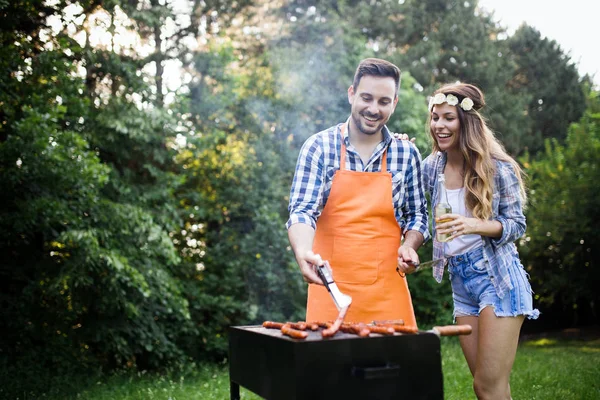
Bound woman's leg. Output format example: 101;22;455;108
456;315;479;376
472;307;524;400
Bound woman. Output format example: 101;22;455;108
402;83;539;399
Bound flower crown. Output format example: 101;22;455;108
428;93;474;111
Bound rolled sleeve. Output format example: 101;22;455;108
286;135;325;230
490;162;526;247
286;213;316;230
401;144;430;242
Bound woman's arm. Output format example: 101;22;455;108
436;161;525;243
489;161;527;246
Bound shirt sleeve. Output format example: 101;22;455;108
490;161;527;247
421;153;435;196
286;134;325;230
400;143;430;242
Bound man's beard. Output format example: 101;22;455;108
352;111;384;136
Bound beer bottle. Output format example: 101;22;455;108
435;174;452;242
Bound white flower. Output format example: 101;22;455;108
428;92;475;112
433;93;446;105
460;97;474;111
446;94;459;106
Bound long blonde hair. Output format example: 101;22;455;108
428;83;526;220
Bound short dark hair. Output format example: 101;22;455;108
352;58;401;97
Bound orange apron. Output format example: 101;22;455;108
306;123;417;326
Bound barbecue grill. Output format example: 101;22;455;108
228;325;444;400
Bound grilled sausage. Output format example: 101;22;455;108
306;322;320;331
262;321;285;329
286;322;307;330
309;321;332;329
366;325;395;335
389;325;419;334
281;323;308;339
322;306;349;338
297;321;320;331
340;323;370;337
432;325;472;336
372;319;405;326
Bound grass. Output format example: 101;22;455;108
4;336;599;400
441;336;600;400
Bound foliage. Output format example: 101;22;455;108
519;90;600;326
505;25;586;154
1;0;598;382
174;37;307;358
0;0;192;372
267;5;371;146
392;72;431;152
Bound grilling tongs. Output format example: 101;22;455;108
317;261;353;310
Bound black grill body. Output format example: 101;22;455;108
228;325;444;400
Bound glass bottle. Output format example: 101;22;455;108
435;174;453;242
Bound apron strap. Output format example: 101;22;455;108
339;122;388;172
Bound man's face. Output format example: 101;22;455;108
348;75;398;136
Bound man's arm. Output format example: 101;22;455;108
400;143;430;242
397;230;425;274
287;223;323;284
397;143;429;274
402;230;425;251
286;133;327;284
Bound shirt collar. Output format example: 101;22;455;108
342;118;392;147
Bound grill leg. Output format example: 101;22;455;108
230;380;240;400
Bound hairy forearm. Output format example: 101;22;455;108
402;230;424;251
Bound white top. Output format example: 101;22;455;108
444;187;481;256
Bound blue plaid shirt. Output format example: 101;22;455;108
423;151;527;298
287;122;429;242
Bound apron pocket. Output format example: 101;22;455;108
330;237;381;285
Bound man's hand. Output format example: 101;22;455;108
288;224;324;285
296;250;325;285
396;244;420;276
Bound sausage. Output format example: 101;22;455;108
262;321;285;329
432;325;472;336
281;323;308;339
309;321;332;329
298;321;320;331
340;323;370;337
372;319;405;326
321;306;350;338
389;325;419;334
366;325;395;335
285;322;307;330
304;322;320;331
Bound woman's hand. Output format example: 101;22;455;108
392;132;416;143
436;214;481;241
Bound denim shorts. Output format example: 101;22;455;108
448;246;540;320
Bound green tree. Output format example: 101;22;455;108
506;25;586;154
0;0;195;377
172;32;309;357
519;88;600;326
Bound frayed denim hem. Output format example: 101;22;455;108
453;305;541;322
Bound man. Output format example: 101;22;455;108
286;58;429;326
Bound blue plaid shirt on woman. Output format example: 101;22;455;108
286;121;429;242
423;151;527;298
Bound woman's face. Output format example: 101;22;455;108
430;103;461;153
